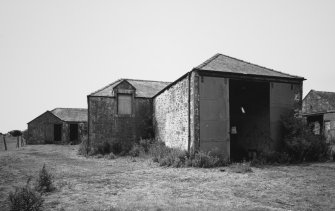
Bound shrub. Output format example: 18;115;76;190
35;164;54;193
8;179;44;211
158;149;188;167
281;110;330;162
148;140;227;168
139;139;155;153
77;136;89;156
148;141;171;162
190;151;227;168
129;144;145;157
229;162;252;173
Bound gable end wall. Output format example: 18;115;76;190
153;76;190;150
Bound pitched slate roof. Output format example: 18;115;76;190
89;79;171;98
195;53;304;80
302;90;335;115
51;108;87;122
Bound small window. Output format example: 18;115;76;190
118;94;132;115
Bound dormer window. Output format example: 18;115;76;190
118;94;132;115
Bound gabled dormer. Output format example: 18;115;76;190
113;80;136;116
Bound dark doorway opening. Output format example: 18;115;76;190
306;115;324;135
70;124;79;143
54;124;62;142
229;79;270;161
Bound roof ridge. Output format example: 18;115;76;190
52;107;87;110
197;53;304;79
312;89;335;94
125;78;171;83
89;79;123;96
219;54;304;79
195;53;221;69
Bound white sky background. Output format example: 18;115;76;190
0;0;335;132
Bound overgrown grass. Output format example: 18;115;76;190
148;141;228;168
78;137;230;168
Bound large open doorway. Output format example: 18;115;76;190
54;124;62;142
229;79;270;161
70;124;79;143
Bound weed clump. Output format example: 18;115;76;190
229;162;253;173
35;164;55;193
190;151;227;168
105;152;117;160
77;136;89;156
128;144;145;157
8;179;44;211
148;141;227;168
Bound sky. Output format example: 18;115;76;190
1;0;335;132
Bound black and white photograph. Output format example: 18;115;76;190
1;0;335;210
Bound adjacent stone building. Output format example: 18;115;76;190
302;89;335;142
87;79;170;151
27;108;87;144
88;53;305;161
153;54;304;161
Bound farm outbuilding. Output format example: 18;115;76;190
153;54;305;161
302;90;335;143
87;79;170;152
27;108;87;144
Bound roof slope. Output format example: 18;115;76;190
195;54;304;80
89;79;171;98
302;90;335;115
51;108;88;122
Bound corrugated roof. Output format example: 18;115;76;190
89;79;171;98
195;53;304;80
302;90;335;115
51;108;87;122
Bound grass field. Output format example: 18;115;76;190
0;139;335;211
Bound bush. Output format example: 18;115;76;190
139;139;155;153
35;164;54;193
148;141;171;162
77;136;89;156
129;144;145;157
148;140;227;168
8;179;44;211
190;151;227;168
158;149;188;167
281;110;330;162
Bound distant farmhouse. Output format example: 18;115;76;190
27;108;87;144
88;53;305;161
302;90;335;142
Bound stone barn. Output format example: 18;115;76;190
153;54;305;161
302;89;335;143
27;108;87;144
87;79;170;151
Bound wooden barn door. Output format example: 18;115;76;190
270;82;297;149
199;76;230;159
